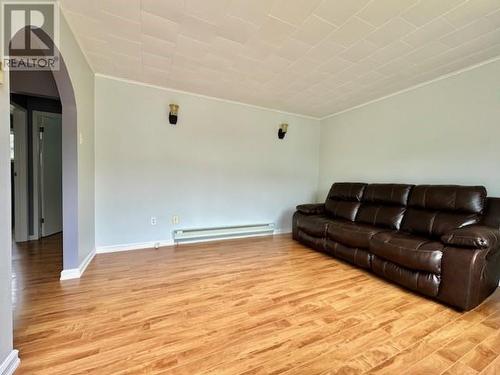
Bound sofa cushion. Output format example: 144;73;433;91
372;256;440;297
327;222;391;249
295;214;332;237
408;185;486;214
325;240;372;269
324;183;366;221
356;184;413;230
402;208;479;238
370;232;444;274
362;184;413;205
356;205;407;230
401;185;486;238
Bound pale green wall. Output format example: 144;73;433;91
319;59;500;199
59;14;95;265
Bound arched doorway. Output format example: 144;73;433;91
8;25;79;275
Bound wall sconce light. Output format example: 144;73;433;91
278;123;288;139
169;104;179;125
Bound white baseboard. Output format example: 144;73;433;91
60;249;96;281
0;350;20;375
96;229;292;254
96;239;175;254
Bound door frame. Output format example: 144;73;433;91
32;110;63;239
11;103;29;242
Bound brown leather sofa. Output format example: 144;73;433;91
293;183;500;310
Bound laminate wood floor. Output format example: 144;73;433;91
12;234;500;374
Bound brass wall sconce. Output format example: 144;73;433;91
278;123;288;139
169;104;179;125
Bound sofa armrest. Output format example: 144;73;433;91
296;204;325;215
441;225;500;250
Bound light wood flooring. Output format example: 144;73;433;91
12;234;500;374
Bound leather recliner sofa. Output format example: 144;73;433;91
293;182;500;310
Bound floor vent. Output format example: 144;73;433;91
173;223;275;243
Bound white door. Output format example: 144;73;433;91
37;112;63;237
12;106;29;242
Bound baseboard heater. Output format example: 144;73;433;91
173;223;275;243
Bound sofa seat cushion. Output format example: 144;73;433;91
327;222;392;249
325;239;372;269
370;232;444;274
295;214;334;237
372;256;440;297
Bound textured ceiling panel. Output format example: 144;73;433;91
60;0;500;117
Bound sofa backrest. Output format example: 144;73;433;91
401;185;487;238
325;182;366;221
356;184;414;230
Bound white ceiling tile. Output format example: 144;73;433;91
313;0;371;26
141;0;185;24
287;57;319;74
142;66;173;87
440;17;499;48
276;38;311;61
63;10;106;40
254;17;297;47
227;0;276;27
402;18;456;48
201;53;234;71
179;14;218;44
60;0;98;17
105;35;142;57
98;13;142;42
358;70;387;84
358;0;418;27
209;36;244;58
100;0;141;23
366;18;416;47
240;39;276;60
293;15;336;45
327;17;375;47
175;35;210;60
263;55;293;72
142;35;176;58
217;15;259;44
444;0;500;29
306;40;346;61
376;57;418;76
142;53;172;72
185;0;230;24
79;35;109;56
141;12;180;43
318;57;351;74
270;0;322;26
369;40;414;64
406;41;450;64
401;0;466;27
339;40;379;62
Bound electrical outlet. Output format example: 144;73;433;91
150;216;157;226
154;242;160;249
172;215;179;225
